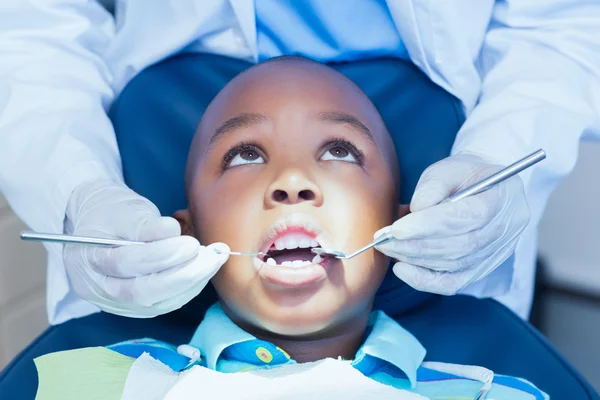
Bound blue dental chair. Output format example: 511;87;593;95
0;53;597;400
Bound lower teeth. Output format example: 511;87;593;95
281;260;311;268
265;255;323;267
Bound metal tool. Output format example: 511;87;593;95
214;249;267;257
19;231;267;257
442;149;546;203
312;149;546;260
20;231;144;247
311;234;394;260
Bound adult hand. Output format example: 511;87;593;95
63;180;229;317
375;153;530;295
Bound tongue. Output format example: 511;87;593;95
271;249;315;264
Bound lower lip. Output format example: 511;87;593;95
253;257;333;287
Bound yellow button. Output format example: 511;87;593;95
255;347;273;363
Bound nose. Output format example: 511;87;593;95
265;169;323;207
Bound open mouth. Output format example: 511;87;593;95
254;214;333;287
256;213;332;269
261;233;322;267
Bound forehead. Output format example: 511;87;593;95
195;61;387;145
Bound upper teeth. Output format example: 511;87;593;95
274;234;318;251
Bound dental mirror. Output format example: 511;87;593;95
213;249;268;257
20;231;267;257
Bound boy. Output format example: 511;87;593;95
34;57;547;399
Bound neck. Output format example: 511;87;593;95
226;306;372;363
266;320;368;363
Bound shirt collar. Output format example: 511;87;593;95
189;303;426;387
357;310;426;388
189;303;257;370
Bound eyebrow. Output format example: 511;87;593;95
208;113;269;146
318;111;374;143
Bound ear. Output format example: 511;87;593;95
173;209;195;236
396;204;410;219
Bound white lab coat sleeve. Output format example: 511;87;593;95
0;1;124;322
453;0;600;299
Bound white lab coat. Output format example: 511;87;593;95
1;0;599;324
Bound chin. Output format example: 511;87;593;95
258;315;333;338
252;300;347;338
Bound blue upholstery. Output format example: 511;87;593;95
0;53;597;400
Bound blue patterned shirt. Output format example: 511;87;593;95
170;303;548;399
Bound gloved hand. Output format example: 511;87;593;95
63;180;229;317
375;153;530;295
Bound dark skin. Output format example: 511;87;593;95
176;58;407;363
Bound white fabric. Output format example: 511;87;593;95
422;361;494;398
1;0;599;323
120;353;178;400
165;359;425;400
118;354;545;400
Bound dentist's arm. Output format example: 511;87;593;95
0;0;228;321
376;0;600;296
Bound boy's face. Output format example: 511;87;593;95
181;61;400;337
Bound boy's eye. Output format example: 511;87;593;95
228;149;265;168
321;146;355;162
222;143;266;169
320;141;363;164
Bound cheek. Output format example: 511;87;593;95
324;170;396;245
192;174;264;245
320;169;396;297
211;257;252;301
190;174;268;315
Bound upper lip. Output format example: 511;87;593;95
258;213;332;257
